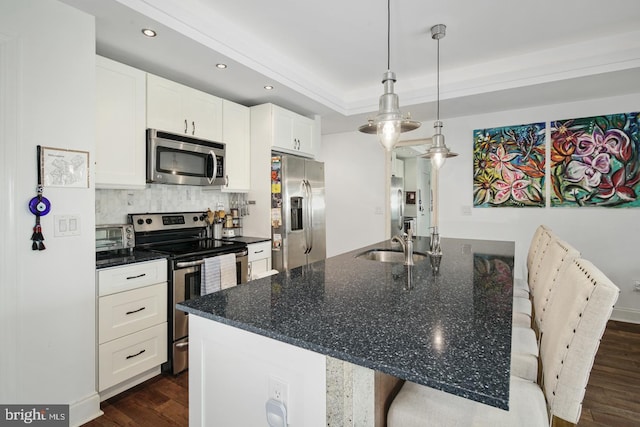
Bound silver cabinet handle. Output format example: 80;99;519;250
176;342;189;349
192;120;195;135
184;119;188;134
126;273;146;280
254;249;264;254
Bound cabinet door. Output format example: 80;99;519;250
271;105;315;158
186;88;223;141
97;259;167;297
272;106;295;152
146;73;186;134
98;282;167;344
249;258;271;280
222;100;250;192
95;56;146;188
98;322;167;391
293;116;314;156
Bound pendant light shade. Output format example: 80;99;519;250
421;24;457;168
358;0;420;151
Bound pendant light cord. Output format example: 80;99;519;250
387;0;391;71
436;37;440;121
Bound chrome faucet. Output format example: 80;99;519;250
391;228;414;266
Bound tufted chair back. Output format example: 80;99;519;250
531;238;580;335
527;227;555;289
539;258;619;424
526;225;552;274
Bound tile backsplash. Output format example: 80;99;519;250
96;185;230;224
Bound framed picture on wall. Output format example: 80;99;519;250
40;146;90;188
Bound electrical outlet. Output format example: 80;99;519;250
268;376;289;405
634;280;640;292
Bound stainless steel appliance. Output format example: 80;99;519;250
129;212;248;375
271;154;326;271
390;176;404;237
95;224;135;252
146;129;227;186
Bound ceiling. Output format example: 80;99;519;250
61;0;640;136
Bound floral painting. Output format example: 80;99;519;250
550;112;640;207
473;123;545;207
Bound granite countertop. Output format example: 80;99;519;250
95;249;168;269
178;237;515;409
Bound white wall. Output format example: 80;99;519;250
319;132;387;257
321;93;640;322
0;1;100;424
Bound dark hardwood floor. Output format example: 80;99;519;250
83;320;640;426
84;372;188;427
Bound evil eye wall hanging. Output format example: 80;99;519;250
30;146;50;251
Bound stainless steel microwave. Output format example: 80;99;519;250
146;129;226;186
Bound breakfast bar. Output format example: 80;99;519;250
178;237;515;425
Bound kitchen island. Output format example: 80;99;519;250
178;237;515;426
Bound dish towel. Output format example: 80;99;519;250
219;253;238;290
201;256;221;295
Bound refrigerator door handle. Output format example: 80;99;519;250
398;188;404;231
305;179;314;254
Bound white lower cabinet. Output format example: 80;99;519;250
98;322;167;391
248;240;272;280
97;259;168;399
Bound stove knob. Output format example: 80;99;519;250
193;216;199;222
137;219;144;225
145;218;152;225
199;214;205;221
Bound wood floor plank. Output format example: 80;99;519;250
83;320;640;426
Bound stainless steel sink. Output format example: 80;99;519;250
356;249;428;264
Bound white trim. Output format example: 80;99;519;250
0;31;21;402
69;392;102;427
610;307;640;324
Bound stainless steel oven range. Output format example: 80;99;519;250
129;212;248;375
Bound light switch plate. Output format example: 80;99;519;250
54;215;81;237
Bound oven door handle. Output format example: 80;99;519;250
175;249;248;268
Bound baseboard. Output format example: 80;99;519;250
611;307;640;324
99;366;161;402
69;391;102;427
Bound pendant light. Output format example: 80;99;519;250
358;0;420;151
422;24;457;169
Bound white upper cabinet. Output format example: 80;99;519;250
271;104;316;158
146;73;223;142
95;56;146;189
222;100;250;192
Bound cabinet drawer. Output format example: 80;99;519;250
99;282;167;344
98;322;167;391
248;241;271;262
98;259;167;296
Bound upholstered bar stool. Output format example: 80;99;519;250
388;257;619;427
511;237;581;381
513;224;552;299
512;226;555;327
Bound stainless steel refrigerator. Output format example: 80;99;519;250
390;176;404;237
271;154;326;271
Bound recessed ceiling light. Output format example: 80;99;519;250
141;28;157;37
264;85;274;90
216;63;227;69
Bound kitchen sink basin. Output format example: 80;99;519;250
356;249;428;264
